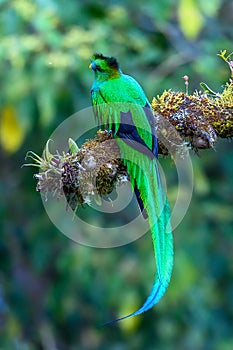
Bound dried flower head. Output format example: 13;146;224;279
25;131;128;211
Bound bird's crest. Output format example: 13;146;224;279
91;53;119;70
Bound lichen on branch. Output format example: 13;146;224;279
152;82;233;153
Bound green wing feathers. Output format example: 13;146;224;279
91;76;153;150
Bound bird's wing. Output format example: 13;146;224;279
91;75;156;155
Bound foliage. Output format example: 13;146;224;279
0;1;233;349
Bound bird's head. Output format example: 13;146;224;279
89;53;121;81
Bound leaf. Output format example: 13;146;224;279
217;49;228;62
178;0;203;40
68;138;80;154
44;139;54;162
0;105;25;153
200;82;218;96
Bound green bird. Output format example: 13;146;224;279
89;53;173;323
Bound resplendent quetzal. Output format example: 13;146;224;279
89;53;173;323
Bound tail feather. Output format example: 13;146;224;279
103;147;174;325
134;187;148;219
101;281;163;326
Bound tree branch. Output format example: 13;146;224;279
25;64;233;210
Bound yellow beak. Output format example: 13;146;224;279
89;63;92;69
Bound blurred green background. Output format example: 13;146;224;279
0;0;233;349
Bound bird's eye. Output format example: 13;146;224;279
95;65;102;72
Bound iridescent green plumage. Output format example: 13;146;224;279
90;53;174;323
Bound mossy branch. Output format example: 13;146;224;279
25;52;233;210
153;82;233;154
